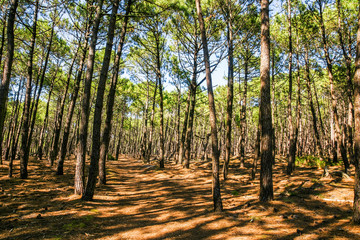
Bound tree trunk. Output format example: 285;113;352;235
288;25;301;175
319;1;349;173
337;0;354;164
38;78;55;160
94;4;124;182
49;44;79;166
240;53;248;167
286;0;294;175
83;0;120;198
259;0;274;202
184;46;199;169
196;0;223;212
178;87;191;165
56;40;89;175
352;0;360;223
0;0;17;162
4;78;23;162
223;1;234;179
19;0;39;179
26;18;55;164
75;0;103;196
304;45;324;159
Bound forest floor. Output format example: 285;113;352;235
1;155;360;240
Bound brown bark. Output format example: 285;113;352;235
178;86;191;165
37;78;54;160
288;24;302;175
259;0;274;202
98;0;132;185
318;1;349;172
29;19;56;165
304;45;324;159
223;0;234;179
196;0;223;212
337;0;354;163
75;0;103;196
82;0;119;200
56;38;89;175
286;0;294;175
19;0;39;179
0;0;17;161
184;46;199;169
353;0;360;223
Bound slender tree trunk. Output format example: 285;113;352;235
304;45;324;159
240;54;248;167
28;19;54;155
259;0;274;202
37;78;54;160
319;1;349;173
19;0;39;179
49;44;79;166
288;25;301;174
196;0;223;212
184;75;197;169
178;84;191;165
56;40;88;175
352;0;360;223
83;0;119;199
155;35;165;169
147;78;158;162
75;0;103;196
141;79;150;160
4;79;23;162
0;0;17;159
115;113;125;160
252;121;261;180
337;0;354;164
184;47;199;169
176;85;181;162
286;0;294;175
223;2;234;179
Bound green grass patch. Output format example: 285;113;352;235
231;190;239;196
62;214;96;231
296;156;326;168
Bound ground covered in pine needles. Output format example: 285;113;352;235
1;154;360;239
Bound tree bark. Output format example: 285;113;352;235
184;46;199;169
318;1;349;173
19;0;39;179
196;0;223;212
304;45;324;159
56;39;89;175
288;24;302;175
178;88;190;165
49;44;79;166
286;0;294;175
337;0;354;164
75;0;103;196
0;0;17;162
259;0;274;202
352;0;360;223
223;0;234;179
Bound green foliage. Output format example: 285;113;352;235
62;215;96;231
231;190;239;196
295;156;326;168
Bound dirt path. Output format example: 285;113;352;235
1;155;360;239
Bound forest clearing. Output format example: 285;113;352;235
1;155;360;240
